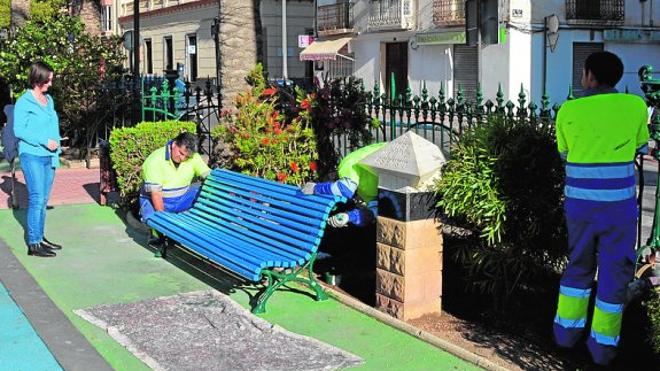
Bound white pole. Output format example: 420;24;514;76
282;0;288;79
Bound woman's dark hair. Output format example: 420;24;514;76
584;51;624;87
28;61;54;88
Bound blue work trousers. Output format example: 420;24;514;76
554;198;637;365
139;185;201;222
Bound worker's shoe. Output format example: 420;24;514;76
28;243;56;257
41;237;62;250
148;235;166;250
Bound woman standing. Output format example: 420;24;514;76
13;61;63;257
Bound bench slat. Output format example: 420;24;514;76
148;215;262;281
155;212;273;269
199;187;325;232
189;205;314;260
178;212;304;268
205;180;327;220
208;173;342;215
213;169;341;207
196;196;323;244
167;212;299;269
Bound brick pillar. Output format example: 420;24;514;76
375;190;443;320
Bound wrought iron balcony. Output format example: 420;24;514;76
566;0;624;25
368;0;416;31
433;0;465;27
317;1;355;36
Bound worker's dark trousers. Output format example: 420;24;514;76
554;198;637;366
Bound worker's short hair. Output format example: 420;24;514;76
173;132;198;154
28;61;54;88
584;51;624;88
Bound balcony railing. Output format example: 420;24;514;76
433;0;465;27
368;0;415;31
566;0;624;24
318;1;354;36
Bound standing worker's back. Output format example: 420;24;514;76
553;51;649;366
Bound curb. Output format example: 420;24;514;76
319;282;509;371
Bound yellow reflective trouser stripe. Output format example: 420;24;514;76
557;293;589;322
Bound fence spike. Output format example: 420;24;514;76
518;84;527;118
496;83;504;113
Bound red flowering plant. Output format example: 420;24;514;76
210;64;319;185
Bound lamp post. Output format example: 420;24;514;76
133;0;141;124
282;0;288;80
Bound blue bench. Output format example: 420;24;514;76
146;169;346;313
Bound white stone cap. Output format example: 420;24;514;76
359;131;447;191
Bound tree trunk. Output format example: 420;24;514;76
9;0;30;29
217;0;263;109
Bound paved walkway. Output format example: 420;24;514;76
0;165;100;209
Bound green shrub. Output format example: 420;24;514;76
109;121;196;207
435;116;566;307
211;64;318;186
644;293;660;353
29;0;67;23
0;0;10;29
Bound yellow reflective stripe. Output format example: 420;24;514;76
557;293;589;321
592;302;623;338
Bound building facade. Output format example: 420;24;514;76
310;0;660;105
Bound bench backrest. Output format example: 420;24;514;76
182;169;345;278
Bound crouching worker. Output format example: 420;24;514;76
302;142;386;228
140;132;211;251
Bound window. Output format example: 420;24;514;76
101;5;112;32
164;36;174;71
145;39;153;74
187;34;197;81
453;44;478;101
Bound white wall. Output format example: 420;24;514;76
607;42;660;96
409;44;452;96
353;37;381;91
481;38;510;101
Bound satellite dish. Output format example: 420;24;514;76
410;38;419;50
546;14;559;53
122;31;134;51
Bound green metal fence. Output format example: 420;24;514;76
333;73;571;158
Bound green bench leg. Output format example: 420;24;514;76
252;253;327;314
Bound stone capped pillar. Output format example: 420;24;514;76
360;132;447;320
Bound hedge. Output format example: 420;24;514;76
109;121;196;207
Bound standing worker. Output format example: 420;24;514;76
13;61;63;258
552;51;650;366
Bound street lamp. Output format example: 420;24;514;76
282;0;288;80
133;0;141;124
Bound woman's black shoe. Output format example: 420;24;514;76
42;237;62;250
28;243;56;257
